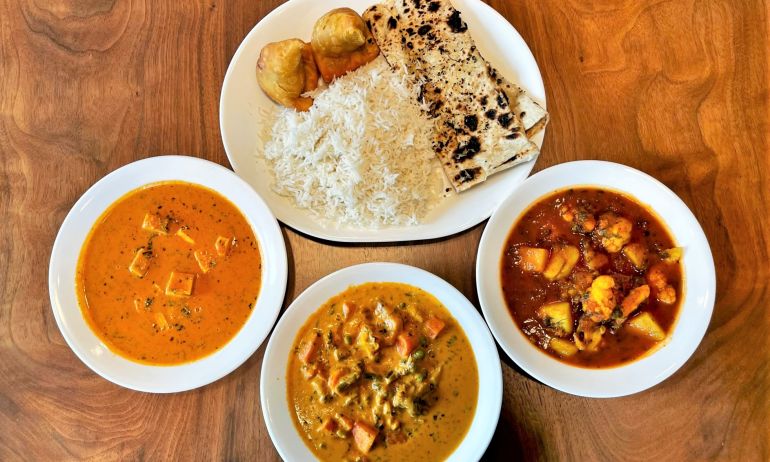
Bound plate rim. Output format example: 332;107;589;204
48;155;289;393
260;262;503;461
219;0;546;243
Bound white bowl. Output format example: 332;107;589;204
48;155;288;393
260;263;503;461
219;0;546;242
476;160;716;398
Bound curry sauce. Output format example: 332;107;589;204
501;188;684;368
287;283;478;461
76;181;262;365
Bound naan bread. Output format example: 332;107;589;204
364;0;548;191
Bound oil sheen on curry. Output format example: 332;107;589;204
76;181;262;365
501;188;684;368
287;283;478;461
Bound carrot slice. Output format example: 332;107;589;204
424;317;446;340
352;421;378;453
395;333;417;357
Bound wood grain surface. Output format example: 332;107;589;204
1;0;768;460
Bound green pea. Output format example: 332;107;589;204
413;348;425;360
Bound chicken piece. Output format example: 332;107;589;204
256;39;319;111
574;317;606;351
537;302;573;336
311;8;379;82
622;243;648;270
647;265;677;304
517;246;549;273
595;212;633;253
559;203;596;233
374;302;402;344
165;271;195;297
582;275;618;321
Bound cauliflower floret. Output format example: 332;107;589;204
559;204;596;233
574;317;606;351
595;212;633;253
647;265;676;304
582;275;618;321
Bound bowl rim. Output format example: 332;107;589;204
48;155;288;393
476;160;716;398
260;262;503;461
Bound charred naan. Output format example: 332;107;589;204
364;0;548;191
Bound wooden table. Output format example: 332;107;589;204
1;0;767;460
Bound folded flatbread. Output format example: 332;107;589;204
364;0;548;191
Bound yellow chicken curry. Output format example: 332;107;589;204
287;283;478;461
501;188;684;368
76;181;262;365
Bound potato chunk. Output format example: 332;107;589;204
549;338;578;357
352;421;378;454
626;312;666;341
128;248;152;278
537;302;573;336
141;213;169;234
661;247;683;263
517;246;549;272
165;271;195;297
543;246;579;281
194;249;216;273
622;243;648;270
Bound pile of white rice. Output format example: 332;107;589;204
261;57;444;228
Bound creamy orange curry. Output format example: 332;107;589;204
76;181;262;365
287;283;478;462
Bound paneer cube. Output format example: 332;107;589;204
537;302;573;336
141;213;169;234
175;228;195;244
352;421;378;454
128;248;152;278
622;243;648;270
165;271;195;297
214;236;234;256
517;246;549;272
424;316;446;339
549;338;578;357
154;312;170;331
626;312;666;341
194;249;216;273
335;413;354;432
396;333;418;357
